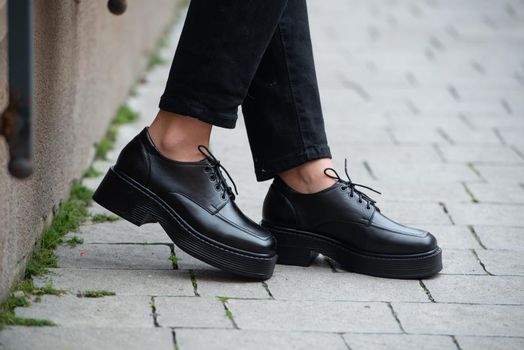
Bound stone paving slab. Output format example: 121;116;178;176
456;336;524;350
227;299;401;333
267;265;429;302
440;249;486;275
473;226;524;251
446;203;524;226
175;329;348;350
422;275;524;304
14;295;153;328
191;270;270;299
155;296;233;329
0;327;174;350
367;162;482;183
379;201;451;225
422;225;481;249
372;182;472;203
393;302;524;336
173;246;221;272
56;243;173;270
342;334;457;350
34;268;194;297
437;145;523;163
473;164;524;186
70;221;172;244
466;183;524;204
475;249;524;276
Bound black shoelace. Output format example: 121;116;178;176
324;159;381;210
198;145;238;200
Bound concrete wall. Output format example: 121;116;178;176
0;0;180;302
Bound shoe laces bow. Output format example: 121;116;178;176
323;159;381;210
198;145;238;199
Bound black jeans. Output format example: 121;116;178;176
159;0;331;181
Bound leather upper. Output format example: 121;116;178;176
263;176;437;255
114;127;275;255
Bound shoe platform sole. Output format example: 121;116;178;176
93;167;277;280
262;221;442;279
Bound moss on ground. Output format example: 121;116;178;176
0;181;91;329
169;255;179;269
77;290;116;298
95;104;139;160
26;181;92;276
63;236;84;248
90;213;120;223
0;280;65;329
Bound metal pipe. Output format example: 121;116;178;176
108;0;127;15
1;0;34;178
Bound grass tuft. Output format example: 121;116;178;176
169;255;179;269
83;166;102;178
26;181;92;277
63;236;84;248
95;104;139;160
90;213;120;223
147;54;166;71
0;280;64;329
77;290;116;298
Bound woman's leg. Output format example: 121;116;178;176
149;0;290;163
94;1;297;279
241;0;335;193
237;1;443;278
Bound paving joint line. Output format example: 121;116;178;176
362;161;378;180
467;225;487;250
339;333;353;350
436;128;455;145
457;113;475;130
470;249;493;276
387;302;406;334
172;328;180;350
451;335;463;350
438;202;455;225
461;183;479;203
493;128;507;145
432;144;447;162
189;270;200;296
261;281;274;299
418;280;436;303
219;298;239;329
150;296;160;327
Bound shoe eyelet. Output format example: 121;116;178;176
204;166;211;172
358;199;362;203
209;175;216;181
349;194;354;197
215;185;220;191
221;194;226;200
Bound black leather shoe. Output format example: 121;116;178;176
93;128;277;279
261;162;442;279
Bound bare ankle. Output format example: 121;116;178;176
278;158;336;194
148;110;212;161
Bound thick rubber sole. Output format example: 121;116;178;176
261;221;442;279
93;167;277;280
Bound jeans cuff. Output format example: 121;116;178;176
254;144;332;181
159;94;238;129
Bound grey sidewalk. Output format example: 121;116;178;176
1;0;524;349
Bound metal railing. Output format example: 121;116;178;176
1;0;127;178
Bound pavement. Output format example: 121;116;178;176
1;0;524;349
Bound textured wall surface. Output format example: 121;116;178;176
0;0;6;112
0;0;179;302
